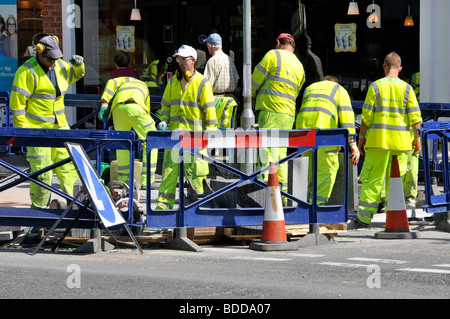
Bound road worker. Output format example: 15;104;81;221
296;75;359;205
252;33;305;198
143;59;168;89
356;52;422;228
10;34;85;208
156;45;218;210
403;71;421;209
99;76;158;189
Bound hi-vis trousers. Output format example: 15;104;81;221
112;103;157;188
357;149;408;224
27;124;78;208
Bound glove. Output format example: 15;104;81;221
349;141;360;165
412;137;421;156
158;121;168;131
98;107;109;123
358;136;366;156
69;55;84;66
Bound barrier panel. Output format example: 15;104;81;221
0;127;139;229
421;121;450;214
146;128;349;229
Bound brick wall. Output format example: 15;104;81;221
42;0;63;41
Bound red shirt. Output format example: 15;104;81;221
110;67;139;79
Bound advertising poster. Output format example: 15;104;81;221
0;0;18;92
334;23;357;53
116;25;135;52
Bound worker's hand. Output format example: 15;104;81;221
69;55;84;66
158;121;167;131
98;107;109;123
349;141;360;165
358;136;366;156
412;137;421;156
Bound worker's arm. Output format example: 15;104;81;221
10;67;33;128
412;122;422;156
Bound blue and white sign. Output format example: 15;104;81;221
65;142;125;228
0;0;18;92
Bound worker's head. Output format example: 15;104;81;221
173;45;197;73
276;33;295;51
203;33;222;54
36;35;63;68
383;52;402;74
323;75;339;83
114;50;131;68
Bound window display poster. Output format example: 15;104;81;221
0;0;18;92
334;23;357;53
116;25;135;52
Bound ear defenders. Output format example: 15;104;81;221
175;69;193;82
32;33;59;54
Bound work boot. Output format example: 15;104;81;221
354;217;369;229
405;197;416;209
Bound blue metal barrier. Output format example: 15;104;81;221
0;127;139;228
145;128;349;229
421;121;450;214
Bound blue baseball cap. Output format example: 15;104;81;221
203;33;222;46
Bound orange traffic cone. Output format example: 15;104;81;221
375;155;420;239
250;163;298;251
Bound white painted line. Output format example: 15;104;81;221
397;268;450;274
348;257;408;264
433;264;450;268
291;253;325;258
231;257;291;262
318;262;370;269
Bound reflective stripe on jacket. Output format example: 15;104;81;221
362;77;422;150
160;72;218;131
215;97;237;129
251;49;305;117
10;56;85;128
102;77;151;117
296;80;356;135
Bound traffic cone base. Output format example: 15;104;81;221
375;155;420;240
250;163;298;251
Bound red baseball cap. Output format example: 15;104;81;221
276;33;294;42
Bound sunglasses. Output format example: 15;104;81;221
43;55;57;63
176;56;193;63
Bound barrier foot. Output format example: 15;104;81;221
74;229;101;254
435;211;450;233
296;224;334;247
374;230;420;239
249;240;298;251
163;228;203;252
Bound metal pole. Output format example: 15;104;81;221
240;0;255;174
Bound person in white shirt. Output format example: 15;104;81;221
203;33;239;101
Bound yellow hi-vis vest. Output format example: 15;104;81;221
295;80;356;135
101;77;151;117
362;77;422;151
215;97;238;129
160;72;218;131
10;56;85;128
252;49;305;117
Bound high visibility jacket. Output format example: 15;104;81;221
10;56;85;128
362;77;422;151
252;49;305;117
411;71;420;102
215;97;237;129
144;60;167;87
296;80;356;135
101;77;151;117
160;72;218;131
